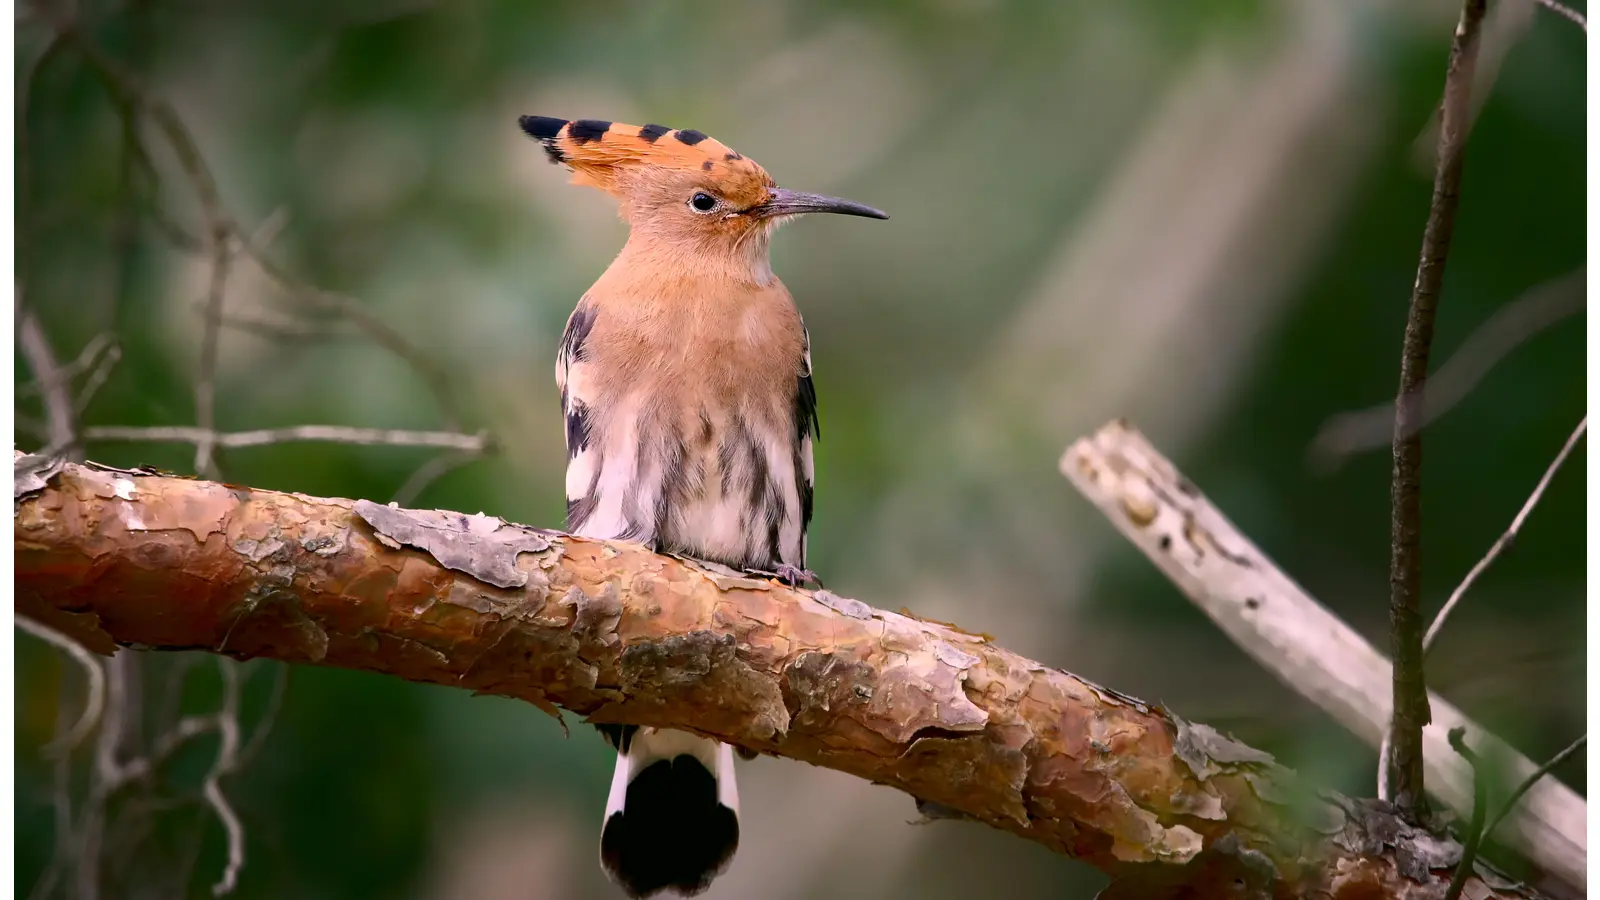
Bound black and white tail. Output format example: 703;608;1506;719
599;727;740;898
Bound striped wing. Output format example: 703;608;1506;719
794;325;817;566
558;301;601;534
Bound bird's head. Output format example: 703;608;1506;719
520;116;887;262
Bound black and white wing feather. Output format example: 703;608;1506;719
558;300;601;534
793;325;817;567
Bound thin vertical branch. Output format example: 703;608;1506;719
192;231;235;479
1385;0;1487;818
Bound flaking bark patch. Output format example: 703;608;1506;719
1097;834;1279;900
592;631;789;741
570;583;623;645
226;565;329;661
868;647;988;744
1173;719;1277;780
14;453;66;502
1327;796;1462;883
355;500;552;589
811;590;872;619
783;651;877;732
900;732;1031;827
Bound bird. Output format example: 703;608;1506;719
518;114;887;898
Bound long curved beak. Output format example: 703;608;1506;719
755;188;889;220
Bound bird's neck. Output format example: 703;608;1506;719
609;228;777;290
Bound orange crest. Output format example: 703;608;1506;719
520;116;775;207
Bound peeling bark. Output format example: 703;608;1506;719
13;454;1538;900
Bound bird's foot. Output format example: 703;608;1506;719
655;545;744;576
747;563;824;589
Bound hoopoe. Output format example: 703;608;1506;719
519;115;887;897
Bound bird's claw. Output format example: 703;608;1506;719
761;564;822;589
658;549;823;589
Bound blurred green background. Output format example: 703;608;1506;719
15;0;1586;897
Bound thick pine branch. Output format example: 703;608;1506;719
14;454;1532;900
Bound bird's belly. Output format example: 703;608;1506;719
664;482;769;569
571;395;803;572
655;421;801;572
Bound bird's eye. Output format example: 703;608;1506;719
689;192;718;213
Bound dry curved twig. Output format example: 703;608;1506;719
1060;419;1585;891
16;614;107;756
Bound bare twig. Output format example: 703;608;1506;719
28;683;80;900
1309;271;1584;468
83;424;489;452
51;20;472;442
235;663;289;771
1381;419;1588;800
18;303;80;458
16;332;117;399
154;655;200;738
70;26;234;477
15;332;122;454
1408;0;1534;174
196;305;355;342
148;715;224;763
73;341;124;415
23;17;491;896
17;412;50;439
63;657;254;895
1060;420;1586;890
192;235;235;479
34;11;232;477
237;239;469;431
1485;734;1587;841
1386;0;1487;818
16;615;106;756
191;210;287;477
1531;0;1587;30
1423;417;1586;652
78;652;141;900
17;28;65;285
391;448;483;506
1443;728;1488;900
203;660;245;896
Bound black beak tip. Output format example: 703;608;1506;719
764;189;890;221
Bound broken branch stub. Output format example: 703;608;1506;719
14;454;1536;899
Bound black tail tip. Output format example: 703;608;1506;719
600;756;739;898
